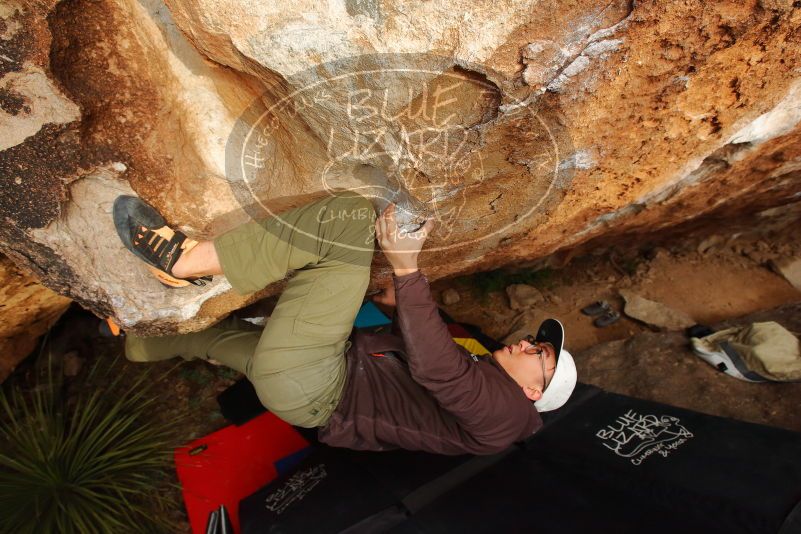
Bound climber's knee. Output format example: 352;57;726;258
124;335;151;362
124;334;182;363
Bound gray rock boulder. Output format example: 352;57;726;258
506;283;545;310
770;258;801;292
619;289;695;331
441;288;461;306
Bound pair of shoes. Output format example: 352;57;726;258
581;301;611;316
113;196;212;288
581;300;621;328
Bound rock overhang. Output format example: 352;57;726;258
1;0;800;334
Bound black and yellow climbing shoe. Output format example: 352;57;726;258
113;195;211;288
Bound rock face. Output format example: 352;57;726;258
506;283;544;310
2;0;801;334
620;289;696;331
0;255;71;382
770;257;801;292
441;288;461;306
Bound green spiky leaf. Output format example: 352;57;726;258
0;355;178;533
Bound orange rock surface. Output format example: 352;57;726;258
1;0;800;334
0;255;70;382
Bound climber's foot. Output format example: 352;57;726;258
99;317;123;337
113;195;212;288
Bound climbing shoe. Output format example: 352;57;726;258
593;309;621;328
113;195;211;288
581;300;612;316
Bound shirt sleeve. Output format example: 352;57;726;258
393;271;537;450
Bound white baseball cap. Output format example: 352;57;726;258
531;319;578;412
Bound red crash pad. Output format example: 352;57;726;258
174;412;309;533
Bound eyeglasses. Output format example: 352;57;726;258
524;335;553;393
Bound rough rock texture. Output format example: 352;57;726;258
0;255;71;382
620;289;696;330
770;257;801;291
506;283;544;310
576;302;801;432
2;0;801;334
440;288;461;306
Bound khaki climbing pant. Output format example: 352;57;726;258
125;193;375;427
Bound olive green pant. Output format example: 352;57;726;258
125;193;375;427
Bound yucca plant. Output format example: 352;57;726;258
0;355;178;533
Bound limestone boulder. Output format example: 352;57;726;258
1;0;801;335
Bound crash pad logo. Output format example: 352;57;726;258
264;464;327;515
596;410;693;466
226;53;574;260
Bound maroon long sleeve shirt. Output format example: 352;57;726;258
318;270;541;455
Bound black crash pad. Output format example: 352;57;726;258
239;383;801;534
527;384;801;534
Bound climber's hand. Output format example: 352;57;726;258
375;204;434;276
372;285;397;308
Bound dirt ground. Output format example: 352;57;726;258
434;233;801;353
7;225;801;531
574;303;801;432
433;229;801;432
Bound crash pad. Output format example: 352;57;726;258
174;411;309;534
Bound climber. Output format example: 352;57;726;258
113;192;577;455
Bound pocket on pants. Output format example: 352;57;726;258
255;373;312;414
293;269;368;341
254;359;344;427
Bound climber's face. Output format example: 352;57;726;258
493;338;556;401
